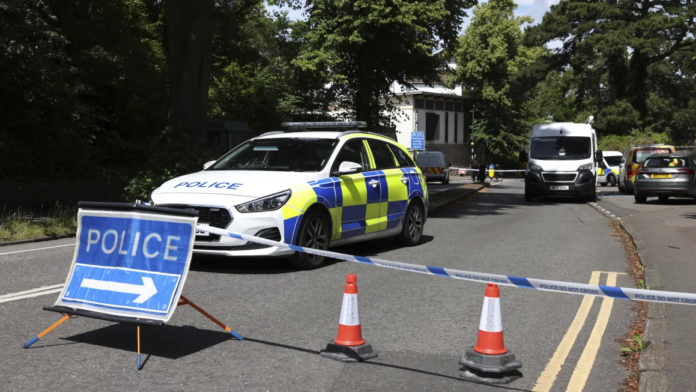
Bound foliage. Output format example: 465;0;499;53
0;203;77;241
525;0;696;142
620;334;646;355
282;0;474;130
598;129;672;153
452;0;547;154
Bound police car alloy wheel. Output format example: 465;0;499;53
396;201;424;246
291;209;330;269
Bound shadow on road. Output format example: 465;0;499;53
190;253;307;275
244;336;531;391
62;323;234;359
333;235;434;257
682;213;696;219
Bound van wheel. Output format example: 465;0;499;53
608;176;616;187
624;183;633;195
290;209;330;270
442;173;449;184
635;195;647;204
524;185;535;202
396;201;424;246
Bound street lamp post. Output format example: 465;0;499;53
470;105;478;169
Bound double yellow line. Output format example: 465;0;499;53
533;271;621;392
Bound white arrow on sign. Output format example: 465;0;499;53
80;277;158;304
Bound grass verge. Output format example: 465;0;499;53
0;204;77;242
613;221;648;392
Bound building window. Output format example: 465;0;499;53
454;113;458;143
414;99;424;109
445;112;449;143
455;102;463;112
435;101;444;110
445;102;453;111
425;100;434;109
425;113;440;141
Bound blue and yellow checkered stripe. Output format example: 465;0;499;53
281;168;426;244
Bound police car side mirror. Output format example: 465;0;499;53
203;160;216;170
337;161;362;175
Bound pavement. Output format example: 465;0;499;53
0;180;639;391
594;186;696;392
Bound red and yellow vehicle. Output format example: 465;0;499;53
618;144;676;194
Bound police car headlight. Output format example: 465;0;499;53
529;163;543;171
577;163;593;171
235;190;292;213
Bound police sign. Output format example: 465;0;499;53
55;204;197;323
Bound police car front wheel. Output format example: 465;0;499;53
396;201;424;246
290;209;331;270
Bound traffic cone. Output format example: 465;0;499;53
320;274;377;362
459;284;522;384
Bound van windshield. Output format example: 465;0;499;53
530;137;591;160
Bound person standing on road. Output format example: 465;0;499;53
478;160;486;183
471;157;479;182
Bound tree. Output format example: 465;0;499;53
164;0;215;149
281;0;474;130
452;0;546;154
526;0;696;141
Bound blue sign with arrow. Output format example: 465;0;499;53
411;131;425;150
55;210;197;322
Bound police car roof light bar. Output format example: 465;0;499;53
281;121;367;129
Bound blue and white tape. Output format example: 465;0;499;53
452;168;526;173
202;226;696;306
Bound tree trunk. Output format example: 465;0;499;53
165;0;215;148
629;51;648;119
355;49;374;129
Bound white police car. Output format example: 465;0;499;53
150;122;429;269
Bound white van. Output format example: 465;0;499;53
519;122;602;202
598;151;622;186
416;151;450;184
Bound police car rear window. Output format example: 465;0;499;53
644;157;689;168
209;138;337;172
633;149;671;163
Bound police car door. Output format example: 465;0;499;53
366;139;408;231
332;139;379;239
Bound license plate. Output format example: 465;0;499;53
195;227;210;237
650;174;672;179
550;185;570;191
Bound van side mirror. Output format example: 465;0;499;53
594;151;603;163
203;160;216;170
519;151;528;162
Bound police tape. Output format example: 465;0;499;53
451;168;526;173
202;226;696;306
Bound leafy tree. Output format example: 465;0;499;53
452;0;546;154
280;0;474;130
526;0;696;141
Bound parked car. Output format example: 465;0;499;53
633;152;696;203
598;151;622;186
416;151;450;184
618;144;676;194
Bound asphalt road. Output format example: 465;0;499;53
0;180;637;392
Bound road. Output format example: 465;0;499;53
0;180;637;391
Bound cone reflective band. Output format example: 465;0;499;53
334;274;365;346
474;284;507;355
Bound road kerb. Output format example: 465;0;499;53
619;218;667;392
0;234;75;248
429;183;489;214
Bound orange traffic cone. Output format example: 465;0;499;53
320;274;377;362
459;284;522;384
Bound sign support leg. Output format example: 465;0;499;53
23;314;71;348
137;325;142;371
178;295;243;340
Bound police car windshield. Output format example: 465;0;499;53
530;137;591;160
605;156;622;166
209;138;338;172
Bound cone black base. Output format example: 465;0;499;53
458;347;522;384
320;342;378;363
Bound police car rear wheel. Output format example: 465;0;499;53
291;210;330;270
396;201;424;246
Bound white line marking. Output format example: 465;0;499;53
0;284;64;300
0;288;63;304
0;243;75;256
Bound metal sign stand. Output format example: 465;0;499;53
23;295;243;370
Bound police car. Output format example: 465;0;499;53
150;122;429;269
